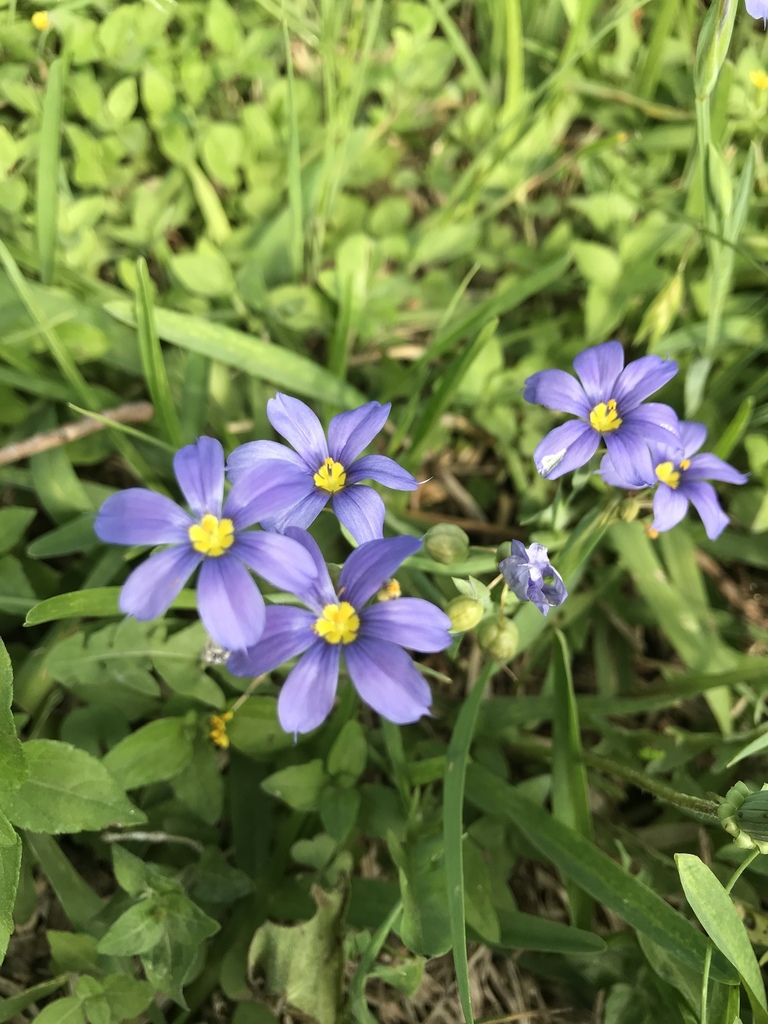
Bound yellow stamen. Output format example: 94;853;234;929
313;601;360;644
377;578;401;602
750;70;768;91
31;10;50;29
679;458;691;470
313;457;346;493
655;461;681;489
188;514;235;556
589;398;623;433
209;711;233;749
646;526;659;540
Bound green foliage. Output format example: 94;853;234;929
1;0;767;1019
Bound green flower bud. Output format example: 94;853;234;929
424;524;470;565
718;781;768;854
446;596;484;633
477;619;519;662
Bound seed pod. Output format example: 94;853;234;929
446;596;484;633
477;619;519;662
424;524;470;565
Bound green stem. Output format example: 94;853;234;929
504;736;720;824
700;848;761;1024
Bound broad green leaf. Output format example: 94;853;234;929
676;854;767;1016
389;832;451;957
0;639;27;794
495;909;606;954
261;760;327;812
464;762;737;984
102;717;194;789
0;740;145;833
327;720;367;783
0;507;36;555
247;878;348;1024
28;998;84;1024
104;301;365;407
97;900;166;956
227;697;296;759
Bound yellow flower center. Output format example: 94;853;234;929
655;458;690;490
188;514;235;557
31;10;50;29
750;70;768;91
313;601;360;644
313;457;347;493
589;399;623;433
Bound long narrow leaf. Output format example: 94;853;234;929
550;630;593;930
104;300;365;407
443;661;496;1024
464;762;738;985
36;58;64;286
135;258;182;447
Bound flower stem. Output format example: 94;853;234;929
505;736;720;823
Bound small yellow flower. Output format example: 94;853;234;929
208;710;234;749
749;70;768;91
376;578;401;601
31;10;50;30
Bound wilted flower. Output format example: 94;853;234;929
524;340;680;481
228;531;452;735
94;437;317;651
600;421;747;540
499;541;567;616
227;394;418;544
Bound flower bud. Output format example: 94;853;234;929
477;619;519;662
446;596;484;633
718;781;768;854
424;524;470;564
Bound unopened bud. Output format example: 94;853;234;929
424;524;470;564
619;497;641;523
477;619;519;662
719;781;768;854
446;596;484;633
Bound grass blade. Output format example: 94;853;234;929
281;0;304;280
25;587;197;626
36;57;64;286
135;258;182;447
464;761;738;985
443;661;496;1024
105;299;365;406
550;629;593;930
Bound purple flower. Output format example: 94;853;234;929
228;530;452;735
524;341;680;481
94;437;319;651
499;541;567;616
746;0;768;25
226;394;418;545
600;421;748;540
